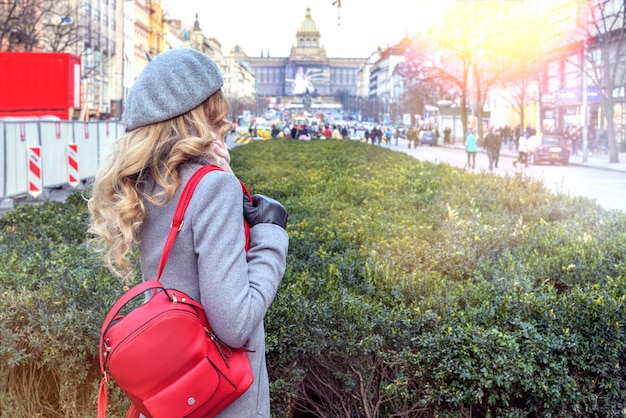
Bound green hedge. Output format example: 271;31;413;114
1;139;625;417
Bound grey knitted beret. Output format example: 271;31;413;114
124;48;224;131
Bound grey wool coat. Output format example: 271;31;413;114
137;164;289;417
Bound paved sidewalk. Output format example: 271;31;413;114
447;141;626;173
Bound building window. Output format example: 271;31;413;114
306;39;310;46
299;39;304;46
563;55;579;88
313;39;317;47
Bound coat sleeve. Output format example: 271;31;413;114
189;172;289;348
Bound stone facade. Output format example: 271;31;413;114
232;7;365;103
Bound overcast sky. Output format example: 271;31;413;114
162;0;454;59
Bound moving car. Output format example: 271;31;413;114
528;135;570;165
418;130;438;146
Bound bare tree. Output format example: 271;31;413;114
578;0;626;163
496;30;552;138
228;96;254;122
395;34;447;121
0;0;19;49
1;0;84;52
404;28;473;136
398;2;505;138
0;0;41;51
39;1;84;53
501;77;535;137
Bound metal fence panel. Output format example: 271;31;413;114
4;122;39;197
96;120;121;167
0;120;125;199
40;121;74;187
73;121;103;180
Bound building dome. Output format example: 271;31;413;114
299;7;317;33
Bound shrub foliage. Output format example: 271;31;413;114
1;139;625;417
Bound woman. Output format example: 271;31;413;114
465;128;478;169
88;48;289;417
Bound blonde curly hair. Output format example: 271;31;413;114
88;90;232;280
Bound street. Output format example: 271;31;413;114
387;139;626;213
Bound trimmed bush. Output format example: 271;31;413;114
1;139;625;417
0;193;133;417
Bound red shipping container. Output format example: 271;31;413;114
0;52;81;120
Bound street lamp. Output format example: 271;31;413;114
120;0;134;109
581;39;589;163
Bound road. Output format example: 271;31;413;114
385;139;626;213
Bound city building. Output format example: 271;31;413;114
147;0;165;57
223;46;256;101
9;0;620;149
231;7;366;115
366;37;412;123
132;1;152;81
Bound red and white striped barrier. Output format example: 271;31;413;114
28;145;42;198
67;143;79;188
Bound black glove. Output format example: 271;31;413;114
243;194;288;229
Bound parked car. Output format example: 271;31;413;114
418;130;438;146
528;135;570;165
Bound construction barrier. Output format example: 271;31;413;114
28;145;42;198
0;120;124;201
67;143;79;187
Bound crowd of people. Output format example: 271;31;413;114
249;119;445;149
243;117;604;173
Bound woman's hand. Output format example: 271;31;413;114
209;140;232;173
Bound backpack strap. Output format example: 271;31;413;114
156;164;252;281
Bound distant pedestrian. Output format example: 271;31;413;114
298;125;310;140
513;134;529;167
371;126;381;145
331;125;342;139
465;128;478;169
407;127;417;149
493;128;502;168
483;127;502;171
341;126;348;139
271;124;279;138
443;126;451;144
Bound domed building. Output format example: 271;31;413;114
231;7;366;107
